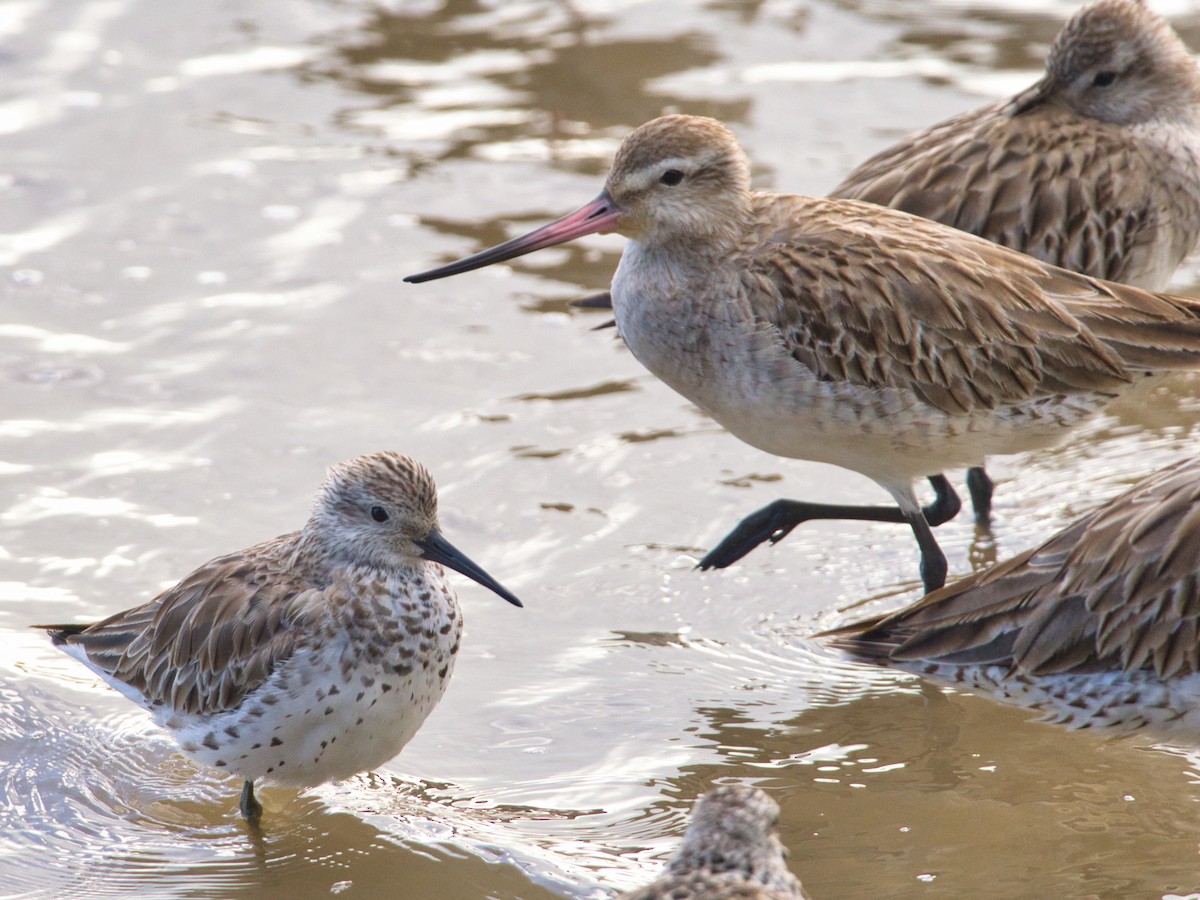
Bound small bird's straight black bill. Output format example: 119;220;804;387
416;531;523;607
403;192;622;283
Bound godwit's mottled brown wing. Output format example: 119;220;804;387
830;100;1165;285
745;196;1200;416
43;534;324;716
824;458;1200;679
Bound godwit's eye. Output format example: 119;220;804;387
1092;71;1116;87
370;506;389;523
659;169;685;186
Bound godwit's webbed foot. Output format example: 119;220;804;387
697;499;816;569
240;779;263;824
966;466;995;526
922;474;962;525
697;476;961;571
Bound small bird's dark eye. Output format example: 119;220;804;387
1092;71;1116;88
370;506;389;522
659;169;684;186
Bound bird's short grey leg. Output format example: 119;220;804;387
240;779;263;824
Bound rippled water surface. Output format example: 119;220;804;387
6;0;1200;897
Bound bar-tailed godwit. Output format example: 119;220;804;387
36;451;522;822
570;0;1200;535
822;457;1200;735
406;114;1200;591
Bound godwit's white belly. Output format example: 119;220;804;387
612;261;1111;486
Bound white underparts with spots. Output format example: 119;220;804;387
164;570;463;787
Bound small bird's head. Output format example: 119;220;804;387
1036;0;1200;125
309;452;522;607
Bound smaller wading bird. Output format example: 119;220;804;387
822;457;1200;735
406;113;1200;593
36;451;521;823
832;0;1200;523
620;785;808;900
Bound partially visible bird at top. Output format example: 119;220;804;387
36;451;522;823
405;113;1200;593
835;0;1200;293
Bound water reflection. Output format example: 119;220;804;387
326;1;739;156
0;680;575;899
650;686;1200;898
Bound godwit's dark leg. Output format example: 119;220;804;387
698;475;960;582
902;504;948;593
966;466;995;525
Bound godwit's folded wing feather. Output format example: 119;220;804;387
831;101;1168;286
744;196;1143;416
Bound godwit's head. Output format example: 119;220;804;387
404;115;751;283
307;451;522;607
603;114;751;246
1018;0;1200;125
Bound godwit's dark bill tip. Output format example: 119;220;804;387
404;248;519;283
403;269;447;284
404;192;622;285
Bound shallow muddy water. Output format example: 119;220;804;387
4;0;1200;897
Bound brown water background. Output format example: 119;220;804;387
4;1;1200;897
